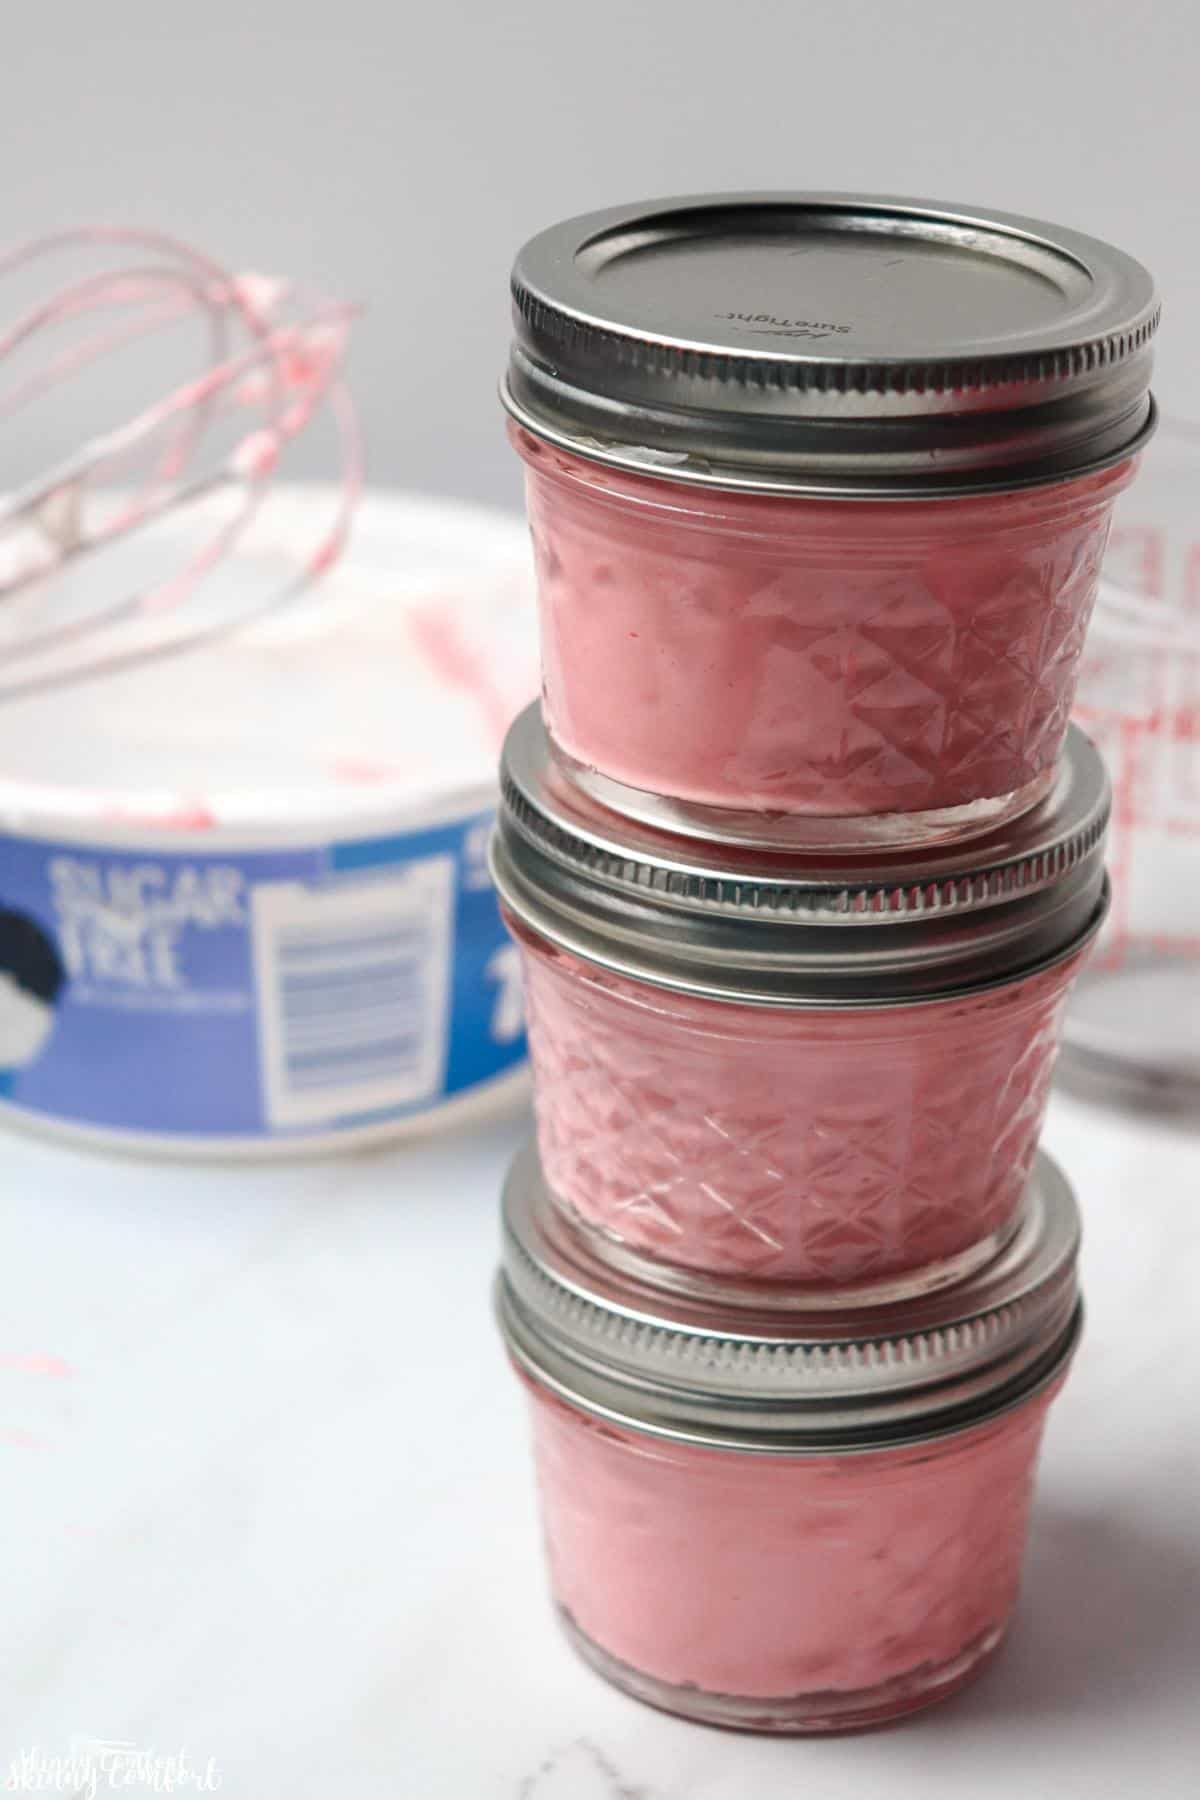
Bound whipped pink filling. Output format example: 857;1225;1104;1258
517;931;1084;1286
516;429;1133;822
527;1379;1059;1703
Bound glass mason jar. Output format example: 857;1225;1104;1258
492;703;1108;1294
504;192;1158;849
498;1143;1082;1733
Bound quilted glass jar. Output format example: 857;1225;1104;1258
492;705;1109;1294
505;192;1157;847
498;1143;1083;1732
515;437;1132;838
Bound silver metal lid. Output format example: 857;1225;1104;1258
491;705;1110;1005
498;1141;1082;1452
504;192;1159;497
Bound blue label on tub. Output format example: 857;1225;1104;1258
0;809;525;1141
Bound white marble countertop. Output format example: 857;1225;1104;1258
2;1084;1197;1798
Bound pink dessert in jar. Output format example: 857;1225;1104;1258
498;1142;1082;1732
492;704;1109;1293
515;930;1083;1288
516;435;1131;834
504;192;1157;846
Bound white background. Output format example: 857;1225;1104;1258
3;5;1199;1794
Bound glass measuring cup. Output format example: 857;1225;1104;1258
1060;418;1200;1107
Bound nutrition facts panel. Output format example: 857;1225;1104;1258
251;857;456;1129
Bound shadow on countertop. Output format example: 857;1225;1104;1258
945;1503;1200;1729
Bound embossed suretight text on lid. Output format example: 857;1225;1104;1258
503;192;1159;496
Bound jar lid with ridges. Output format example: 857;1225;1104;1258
504;192;1159;497
497;1141;1082;1453
491;705;1110;1005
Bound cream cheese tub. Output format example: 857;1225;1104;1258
0;486;538;1155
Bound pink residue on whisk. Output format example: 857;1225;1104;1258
0;225;364;701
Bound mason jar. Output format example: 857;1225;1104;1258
491;704;1108;1294
498;1142;1083;1732
504;192;1157;848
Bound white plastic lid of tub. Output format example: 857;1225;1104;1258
0;485;538;836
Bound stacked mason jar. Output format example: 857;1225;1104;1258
490;194;1158;1732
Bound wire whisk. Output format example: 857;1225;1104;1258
0;226;362;701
